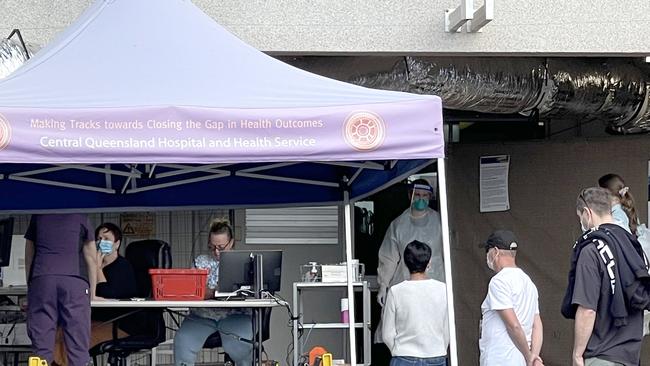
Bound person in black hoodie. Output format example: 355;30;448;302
562;187;648;366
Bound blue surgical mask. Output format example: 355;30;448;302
412;198;428;211
97;240;114;254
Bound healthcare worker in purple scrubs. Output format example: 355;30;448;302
24;214;98;366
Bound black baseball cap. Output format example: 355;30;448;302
480;230;519;252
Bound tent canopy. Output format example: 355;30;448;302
0;0;444;212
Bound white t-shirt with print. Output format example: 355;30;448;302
479;267;539;366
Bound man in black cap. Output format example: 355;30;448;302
478;230;544;366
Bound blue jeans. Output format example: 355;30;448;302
174;313;253;366
390;356;447;366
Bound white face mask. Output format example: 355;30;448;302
486;250;496;271
579;209;592;232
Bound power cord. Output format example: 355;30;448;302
261;292;306;366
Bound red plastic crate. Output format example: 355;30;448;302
149;268;209;301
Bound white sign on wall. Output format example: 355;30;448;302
479;155;510;213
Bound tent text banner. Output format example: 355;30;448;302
0;101;442;164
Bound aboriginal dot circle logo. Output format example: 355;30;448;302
0;114;11;151
343;112;386;151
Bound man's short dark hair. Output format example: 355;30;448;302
576;187;612;216
95;222;122;243
404;240;431;274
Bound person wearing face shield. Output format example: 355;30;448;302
562;188;649;366
375;179;444;343
479;230;543;366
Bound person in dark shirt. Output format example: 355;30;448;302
54;222;138;366
93;222;138;302
92;223;138;340
568;187;644;366
24;214;98;366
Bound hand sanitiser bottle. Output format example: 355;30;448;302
340;298;349;323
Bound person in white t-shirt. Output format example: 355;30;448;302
479;230;544;366
382;240;449;366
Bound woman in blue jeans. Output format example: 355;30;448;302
174;219;252;366
382;241;449;366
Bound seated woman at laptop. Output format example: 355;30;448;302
54;223;138;366
174;219;253;366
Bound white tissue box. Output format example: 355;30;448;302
321;265;348;283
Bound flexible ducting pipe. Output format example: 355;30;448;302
352;57;650;134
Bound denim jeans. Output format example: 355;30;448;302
390;356;447;366
174;313;253;366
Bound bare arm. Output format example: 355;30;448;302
96;252;107;284
572;306;596;366
531;314;543;357
497;308;540;365
83;240;98;299
24;239;34;282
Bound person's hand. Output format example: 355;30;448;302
572;354;584;366
526;354;543;366
92;295;107;301
95;250;106;266
19;297;27;312
377;287;386;307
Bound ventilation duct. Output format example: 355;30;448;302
610;85;650;134
351;57;650;134
539;59;646;127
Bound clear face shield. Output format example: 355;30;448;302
409;183;432;215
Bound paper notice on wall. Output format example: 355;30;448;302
480;155;510;212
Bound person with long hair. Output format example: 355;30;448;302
598;173;638;235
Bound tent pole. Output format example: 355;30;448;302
438;158;458;366
343;191;358;366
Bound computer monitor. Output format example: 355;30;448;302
218;250;282;293
0;218;15;267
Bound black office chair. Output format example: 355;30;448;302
91;240;172;366
202;306;273;365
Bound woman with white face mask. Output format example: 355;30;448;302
54;222;138;366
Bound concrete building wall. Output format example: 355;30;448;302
2;0;649;55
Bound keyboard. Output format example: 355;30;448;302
214;289;253;301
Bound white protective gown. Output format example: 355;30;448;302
375;207;444;343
